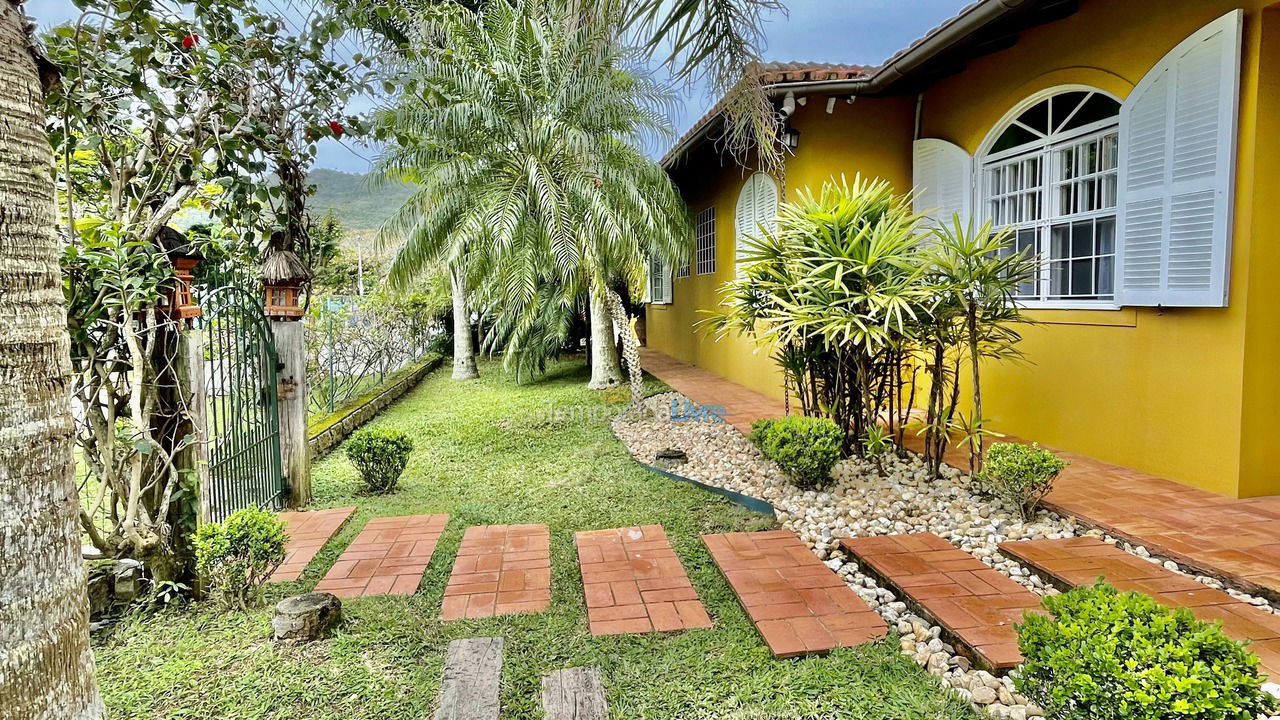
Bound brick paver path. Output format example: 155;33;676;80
639;348;787;434
441;525;552;621
313;514;449;597
272;506;357;581
576;525;712;636
1000;537;1280;677
702;530;887;657
842;533;1045;673
640;349;1280;608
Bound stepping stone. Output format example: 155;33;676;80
702;530;886;658
313;514;449;597
441;525;551;621
576;525;711;636
541;667;608;720
272;506;356;581
1000;536;1280;678
842;533;1045;673
435;637;503;720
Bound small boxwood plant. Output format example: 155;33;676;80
1016;582;1277;720
345;427;414;493
194;508;287;610
978;442;1067;520
750;416;844;489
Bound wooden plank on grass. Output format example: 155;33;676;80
435;637;503;720
541;667;608;720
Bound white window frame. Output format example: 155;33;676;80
976;86;1124;310
695;206;716;275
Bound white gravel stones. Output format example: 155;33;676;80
612;391;1280;716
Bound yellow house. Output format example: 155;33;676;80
646;0;1280;499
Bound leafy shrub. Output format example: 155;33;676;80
978;442;1067;520
1016;582;1277;720
194;508;287;610
345;427;414;493
750;416;844;489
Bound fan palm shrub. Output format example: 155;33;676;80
372;0;691;398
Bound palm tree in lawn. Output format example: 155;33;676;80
0;1;105;716
374;0;691;396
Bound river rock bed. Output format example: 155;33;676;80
613;391;1280;715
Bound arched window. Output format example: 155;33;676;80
981;88;1121;303
734;172;779;270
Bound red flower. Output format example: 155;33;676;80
181;34;199;49
328;121;345;136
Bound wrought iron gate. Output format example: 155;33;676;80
201;285;287;522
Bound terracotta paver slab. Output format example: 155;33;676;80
842;533;1044;673
272;506;357;581
441;524;551;621
313;514;449;597
702;530;886;657
1001;537;1280;679
576;525;711;636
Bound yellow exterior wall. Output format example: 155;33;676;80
649;0;1280;498
649;97;915;401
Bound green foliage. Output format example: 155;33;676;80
978;442;1067;521
1016;582;1277;720
345;428;414;493
750;416;844;489
372;0;692;381
194;509;287;611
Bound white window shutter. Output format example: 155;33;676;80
646;257;671;304
736;172;778;274
912;138;973;230
1116;9;1242;307
661;261;673;304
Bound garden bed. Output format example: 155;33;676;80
613;391;1280;717
307;353;443;457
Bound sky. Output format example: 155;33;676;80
24;0;969;173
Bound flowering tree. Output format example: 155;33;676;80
46;0;371;581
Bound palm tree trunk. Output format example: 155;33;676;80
586;287;623;390
603;289;644;403
449;267;478;380
0;2;106;715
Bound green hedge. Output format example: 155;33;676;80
750;416;843;489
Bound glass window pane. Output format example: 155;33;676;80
1063;93;1121;131
1101;174;1117;209
1096;256;1114;296
1050;225;1070;259
993;124;1039;153
1070;258;1094;296
1097;218;1116;255
1101;134;1118;170
1051;91;1089;131
1019;99;1051;135
1050;260;1069;297
1071;220;1094;258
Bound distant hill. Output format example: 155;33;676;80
309;168;416;232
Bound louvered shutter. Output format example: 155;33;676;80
736;172;778;274
646;257;671;304
912;138;973;230
661;261;673;303
1116;10;1242;307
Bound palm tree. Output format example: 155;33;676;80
374;0;691;396
0;1;105;716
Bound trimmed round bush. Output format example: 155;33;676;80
979;441;1067;520
345;427;414;493
194;507;287;610
1016;582;1278;720
750;416;843;489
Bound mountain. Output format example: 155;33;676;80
309;168;416;232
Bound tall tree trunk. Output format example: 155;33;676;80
449;267;478;380
0;2;106;716
603;289;643;402
586;287;622;390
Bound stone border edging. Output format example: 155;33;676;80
308;354;444;458
637;461;776;516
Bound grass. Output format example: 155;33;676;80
92;357;979;720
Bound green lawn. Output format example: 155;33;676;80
92;357;978;720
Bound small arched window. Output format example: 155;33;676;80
982;89;1121;303
734;172;779;270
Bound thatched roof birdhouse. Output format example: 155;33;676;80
262;248;312;320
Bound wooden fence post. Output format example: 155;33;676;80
272;319;311;507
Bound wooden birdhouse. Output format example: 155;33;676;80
156;226;203;324
261;248;313;320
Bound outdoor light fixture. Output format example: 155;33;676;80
261;245;313;321
156;226;203;325
782;127;801;150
